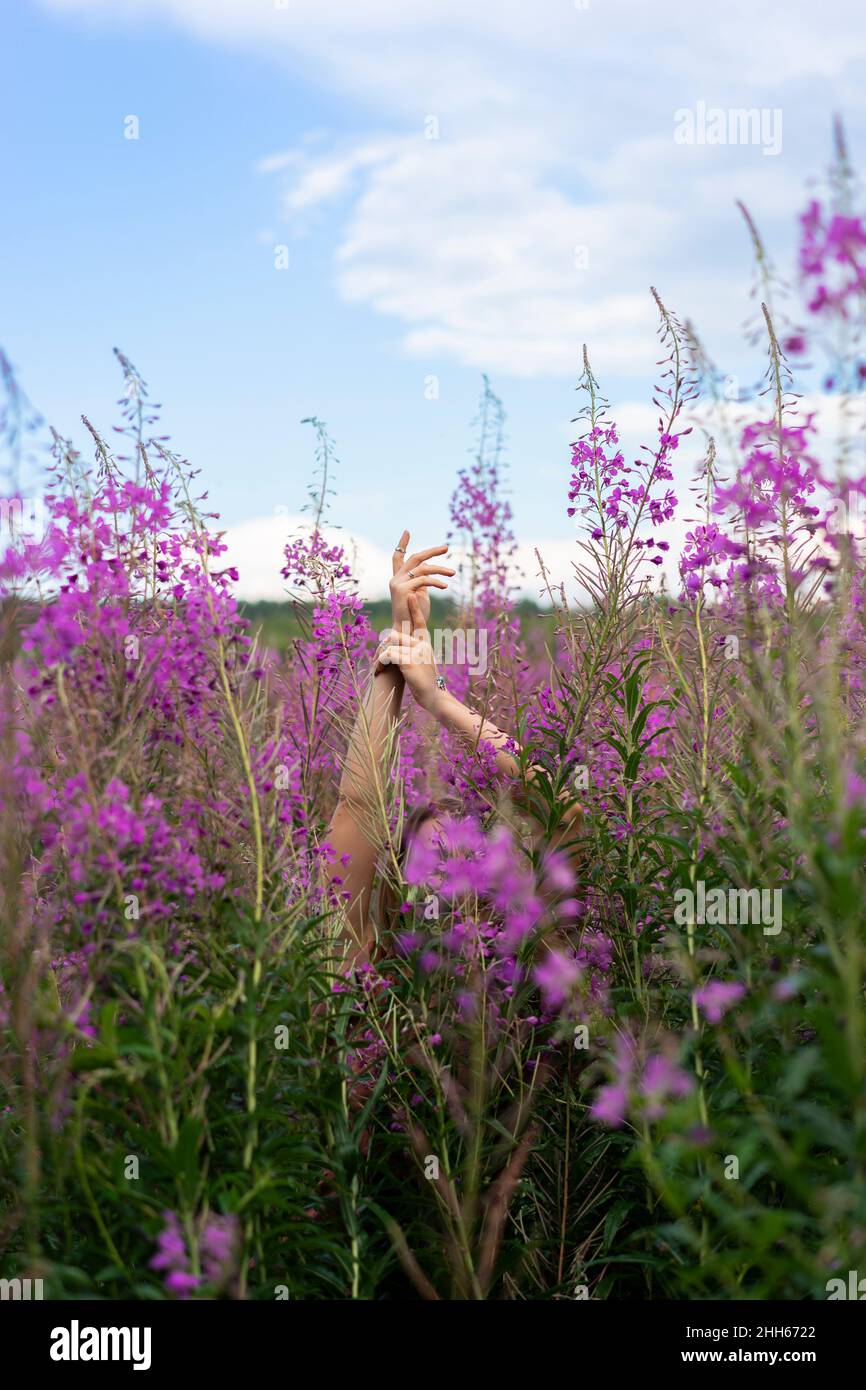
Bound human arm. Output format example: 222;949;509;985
376;595;585;846
324;537;454;962
375;592;520;779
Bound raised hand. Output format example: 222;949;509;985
389;529;454;631
375;592;443;713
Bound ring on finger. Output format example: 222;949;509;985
407;569;415;578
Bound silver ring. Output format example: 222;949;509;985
394;546;406;554
407;569;415;578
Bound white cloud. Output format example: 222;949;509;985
41;0;866;378
41;1;866;92
221;512;594;604
221;513;391;602
317;131;678;377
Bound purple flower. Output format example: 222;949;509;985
149;1211;188;1273
694;981;746;1024
165;1270;201;1296
591;1083;629;1128
640;1053;693;1119
200;1213;239;1286
150;1212;198;1298
844;771;866;807
533;949;581;1010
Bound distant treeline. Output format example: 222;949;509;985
238;596;559;650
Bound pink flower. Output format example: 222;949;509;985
533;949;581;1010
640;1053;693;1119
165;1271;201;1296
591;1083;629;1128
694;981;746;1024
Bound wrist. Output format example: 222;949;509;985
422;682;452;719
373;660;404;688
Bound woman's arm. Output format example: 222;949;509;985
325;536;454;963
376;592;519;777
324;663;404;962
377;594;584;846
418;686;520;778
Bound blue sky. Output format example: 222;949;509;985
4;0;866;597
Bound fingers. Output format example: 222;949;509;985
392;530;410;576
376;640;416;668
405;564;455;580
406;577;447;593
390;574;449;595
375;626;431;667
403;544;449;571
377;629;424;653
407;592;427;634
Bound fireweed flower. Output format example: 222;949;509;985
799;198;866;318
150;1212;200;1298
715;418;822;527
640;1054;693;1120
591;1033;693;1128
148;1210;239;1297
405;814;549;953
591;1034;638;1129
199;1214;240;1286
533;949;582;1010
567;419;680;564
694;981;746;1024
592;1083;629;1128
843;768;866;807
397;812;610;1048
